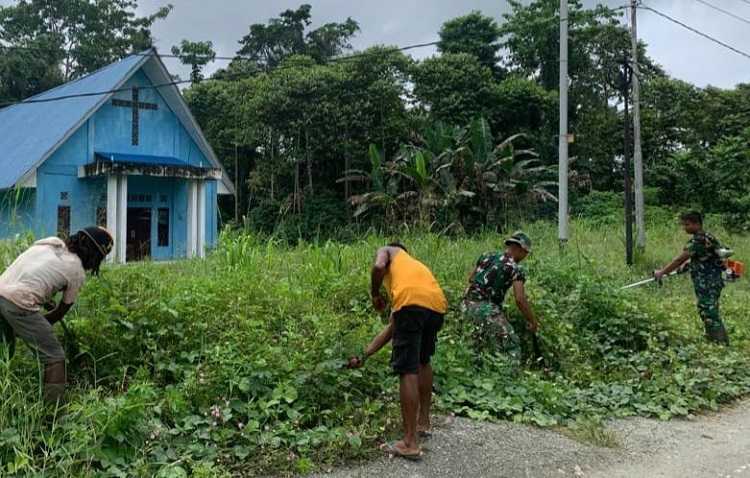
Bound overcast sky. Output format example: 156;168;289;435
2;0;748;88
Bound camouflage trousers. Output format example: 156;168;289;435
695;288;729;345
460;300;521;361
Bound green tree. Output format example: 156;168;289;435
231;4;359;72
171;40;216;84
500;0;623;91
183;78;253;218
0;0;172;81
187;45;413;229
412;53;499;128
0;39;62;104
0;0;171;102
696;84;750;147
438;11;504;77
705;128;750;230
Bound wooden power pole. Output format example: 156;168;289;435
631;0;646;250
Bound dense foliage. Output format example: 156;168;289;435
0;0;172;103
1;1;749;230
1;2;749;473
176;2;749;235
2;219;750;476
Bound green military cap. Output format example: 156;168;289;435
505;231;532;252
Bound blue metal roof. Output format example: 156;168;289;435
0;52;148;189
94;151;190;168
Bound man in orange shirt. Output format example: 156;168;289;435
348;242;448;460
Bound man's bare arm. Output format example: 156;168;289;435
348;316;395;368
45;302;74;326
371;248;391;311
364;316;395;359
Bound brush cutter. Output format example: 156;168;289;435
621;267;688;290
621;257;745;290
724;259;745;282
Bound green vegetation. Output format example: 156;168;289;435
560;417;620;449
2;218;749;477
2;1;749;476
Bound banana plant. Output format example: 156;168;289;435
338;144;399;219
459;117;556;225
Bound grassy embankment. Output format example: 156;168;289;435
1;216;749;476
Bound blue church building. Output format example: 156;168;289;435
0;49;233;263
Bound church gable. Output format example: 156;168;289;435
91;70;211;169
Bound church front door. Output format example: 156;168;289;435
126;207;152;261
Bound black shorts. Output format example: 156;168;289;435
391;306;445;375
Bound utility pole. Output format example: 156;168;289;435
234;143;239;224
630;0;646;250
558;0;569;248
621;59;634;266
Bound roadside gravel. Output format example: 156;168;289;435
307;400;750;478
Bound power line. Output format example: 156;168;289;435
0;41;439;108
736;0;750;6
693;0;750;26
0;41;440;63
0;2;632;61
640;4;750;61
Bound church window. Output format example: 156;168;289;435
157;208;169;247
97;207;107;227
57;206;71;239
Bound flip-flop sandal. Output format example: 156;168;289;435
384;441;423;461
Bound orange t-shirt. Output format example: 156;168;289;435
384;250;448;314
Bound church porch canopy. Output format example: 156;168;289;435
78;152;222;181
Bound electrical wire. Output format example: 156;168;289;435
639;4;750;60
692;0;750;26
1;4;633;60
0;40;440;108
0;41;440;62
6;2;745;110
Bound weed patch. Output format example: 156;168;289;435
1;220;749;476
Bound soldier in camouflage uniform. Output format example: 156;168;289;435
461;232;539;361
655;211;729;345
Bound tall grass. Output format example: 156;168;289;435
1;217;749;477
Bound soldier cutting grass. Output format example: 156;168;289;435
655;211;730;345
0;227;113;403
347;242;448;461
461;232;539;362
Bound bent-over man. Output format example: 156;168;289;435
0;227;113;402
348;242;447;460
461;231;538;362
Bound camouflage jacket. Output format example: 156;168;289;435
685;231;724;290
464;252;526;306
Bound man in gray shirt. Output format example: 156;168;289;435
0;227;113;403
